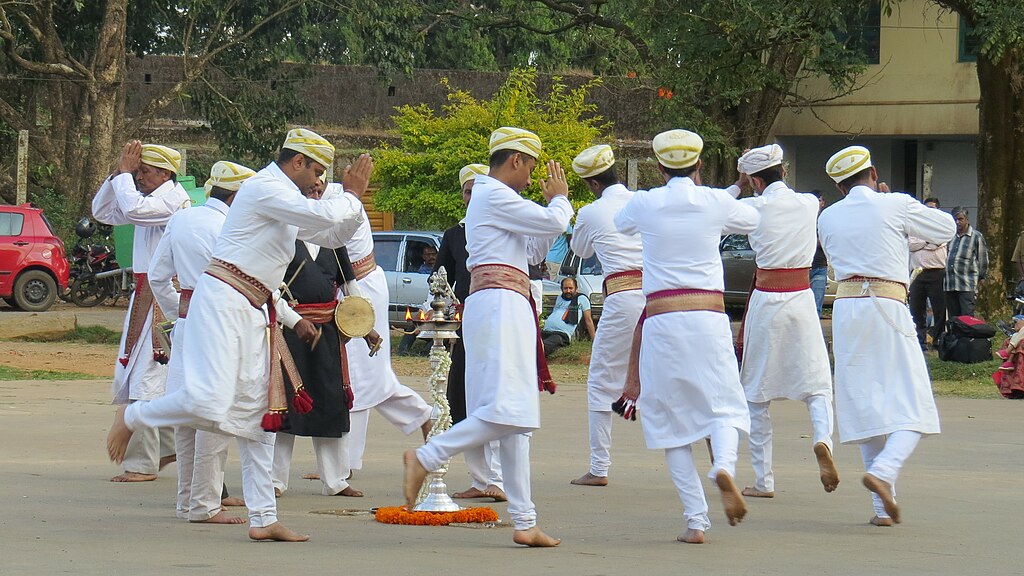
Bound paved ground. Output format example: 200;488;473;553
1;375;1019;575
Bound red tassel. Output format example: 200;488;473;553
345;386;354;410
119;357;129;367
153;352;169;365
541;380;557;395
293;388;313;414
261;412;283;432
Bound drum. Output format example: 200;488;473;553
334;295;375;338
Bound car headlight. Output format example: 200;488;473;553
589;292;603;307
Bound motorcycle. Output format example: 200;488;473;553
67;218;134;307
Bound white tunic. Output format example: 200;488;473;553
737;181;832;403
817;186;956;443
615;176;759;449
569;184;646;411
91;175;191;402
321;183;409;410
175;163;364;442
464;175;573;428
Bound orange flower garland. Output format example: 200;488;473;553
375;506;499;526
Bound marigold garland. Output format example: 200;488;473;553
374;506;499;526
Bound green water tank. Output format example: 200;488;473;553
112;176;205;269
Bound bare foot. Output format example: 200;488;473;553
110;472;157;482
106;405;132;464
402;449;428;508
221;496;245;507
715;470;747;526
814;442;840;493
192;510;245;525
862;473;900;524
332;486;364;497
274;487;282;498
301;473;320;480
676;528;705;544
870;515;895;527
570;472;609;487
513;526;561;547
452;487;487;499
248;522;309;542
159;454;177;470
483;484;507;502
741;487;774;498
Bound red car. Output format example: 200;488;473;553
0;204;70;312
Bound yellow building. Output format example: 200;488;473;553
774;0;980;216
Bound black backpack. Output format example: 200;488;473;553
938;316;994;363
948;315;997;338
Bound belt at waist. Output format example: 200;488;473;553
469;263;530;299
603;270;643;297
644;288;725;318
293;301;338;324
755;267;811;292
352;252;377;281
178;289;193;319
836;276;908;303
204;258;272;310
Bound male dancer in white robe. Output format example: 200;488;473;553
615;129;759;544
321;182;433;489
404;127;572;547
149;161;254;524
107;128;369;541
817;145;955;526
729;145;838;498
567;145;644;487
93;141;191;482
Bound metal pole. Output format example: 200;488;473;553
179;148;187;179
627;159;638;190
16;129;28;204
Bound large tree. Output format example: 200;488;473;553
929;0;1024;311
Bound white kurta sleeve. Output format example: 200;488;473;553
725;184;742;199
273;292;302;329
614;194;641;236
569;208;596;259
91;177;129;225
490;193;574;239
261;187;364;248
110;173;181;226
903;197;956;246
721;192;761;235
148;224;180;321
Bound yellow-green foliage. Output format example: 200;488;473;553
374;68;611;230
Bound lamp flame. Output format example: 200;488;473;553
419;310;427;321
454;312;461;322
404;308;412;321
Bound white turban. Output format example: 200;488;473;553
572;145;615;179
459;163;488;186
826;145;872;183
488;127;542;159
653;130;703;169
737;144;784;175
282;128;335;169
140;144;182;175
204;161;256;197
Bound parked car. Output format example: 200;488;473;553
549;234;835;313
0;204;70;312
372;231;443;328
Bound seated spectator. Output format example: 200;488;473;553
542;277;596;357
417;245;437;274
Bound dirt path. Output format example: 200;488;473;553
1;341;117;377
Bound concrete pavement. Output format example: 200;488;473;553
0;376;1018;575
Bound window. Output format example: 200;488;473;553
0;212;25;236
720;234;752;252
579;254;603;276
835;1;881;65
405;239;437;274
959;17;979;62
374;237;401;271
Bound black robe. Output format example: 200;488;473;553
281;242;349;437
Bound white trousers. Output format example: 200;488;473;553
463;441;503;491
417;416;535;530
347;388;431;471
663;425;741;532
747;394;834;492
122;400;174;474
859;430;922;518
588;410;613;477
189;430;233;521
272;433;352;496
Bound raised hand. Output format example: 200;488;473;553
539;160;569;202
117;140;142;175
342;153;374;198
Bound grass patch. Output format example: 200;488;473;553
0;365;94;380
547;339;592;364
17;324;121;344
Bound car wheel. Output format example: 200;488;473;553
13;270;58;312
70;276;111;308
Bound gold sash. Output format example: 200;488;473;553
836;276;908;303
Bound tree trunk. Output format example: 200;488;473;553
974;48;1024;315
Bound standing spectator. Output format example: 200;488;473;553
541;277;596;357
809;190;828;317
944;207;988;317
1012;229;1024;285
909;197;948;349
